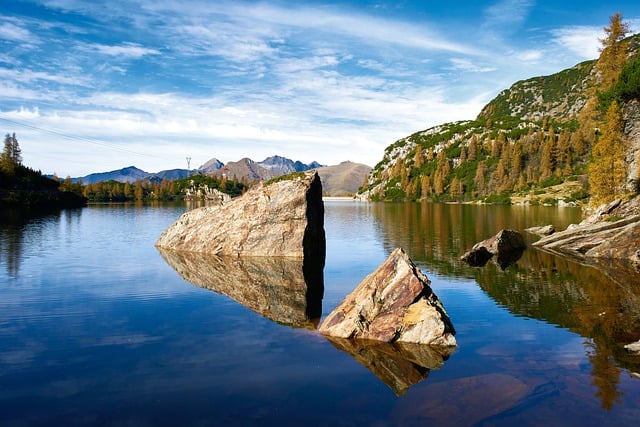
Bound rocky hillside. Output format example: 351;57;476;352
358;32;640;205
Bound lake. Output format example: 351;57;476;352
1;201;639;426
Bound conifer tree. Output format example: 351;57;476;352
474;162;486;196
467;135;478;161
450;176;463;200
1;133;22;175
414;148;423;169
420;174;432;199
589;100;627;203
597;13;630;92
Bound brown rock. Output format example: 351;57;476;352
155;170;325;261
319;248;456;346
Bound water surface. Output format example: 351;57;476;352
1;202;639;426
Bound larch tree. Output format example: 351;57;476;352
588;100;627;203
597;13;630;92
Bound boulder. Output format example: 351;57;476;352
156;170;325;261
319;248;456;346
461;229;525;269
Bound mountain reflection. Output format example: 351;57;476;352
326;337;453;396
158;249;324;328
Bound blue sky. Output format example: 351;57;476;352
1;0;639;176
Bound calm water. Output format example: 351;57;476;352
1;201;639;426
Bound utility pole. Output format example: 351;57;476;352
186;157;191;170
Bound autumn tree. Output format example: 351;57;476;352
539;127;557;181
420;174;432;199
597;13;630;92
589;100;627;203
433;150;451;196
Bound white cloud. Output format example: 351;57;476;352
483;0;535;29
84;42;160;58
551;26;602;60
449;58;497;73
0;21;34;43
0;67;90;86
516;49;543;62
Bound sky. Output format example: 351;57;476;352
1;1;640;177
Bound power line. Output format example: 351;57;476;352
0;116;170;160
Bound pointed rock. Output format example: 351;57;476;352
156;170;326;261
319;248;456;346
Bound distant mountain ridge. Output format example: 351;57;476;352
71;156;371;196
74;156;324;185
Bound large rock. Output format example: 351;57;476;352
461;229;525;269
157;249;323;328
319;248;456;346
156;170;325;261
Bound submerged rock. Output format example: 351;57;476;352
319;248;456;346
461;229;525;269
156;170;326;261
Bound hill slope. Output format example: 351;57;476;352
316;161;372;196
358;32;640;205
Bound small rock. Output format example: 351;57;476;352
319;248;456;346
461;229;525;269
525;224;555;236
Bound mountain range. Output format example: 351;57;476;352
73;155;371;196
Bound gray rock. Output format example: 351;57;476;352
319;248;456;346
525;224;555;236
156;170;326;261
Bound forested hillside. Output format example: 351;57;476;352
0;133;86;209
358;15;640;206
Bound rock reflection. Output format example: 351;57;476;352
326;337;453;396
157;249;324;328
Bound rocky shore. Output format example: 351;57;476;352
533;197;640;285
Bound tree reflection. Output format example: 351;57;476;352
368;202;640;410
0;208;72;277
